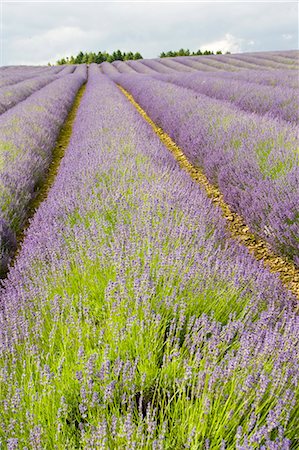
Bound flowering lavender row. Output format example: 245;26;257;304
141;58;177;73
100;61;120;75
111;60;137;73
190;52;299;72
105;50;299;76
185;68;299;90
170;56;238;71
184;55;244;72
250;52;299;66
0;64;297;449
203;55;264;70
57;65;77;76
127;60;158;74
0;66;63;88
129;57;235;74
0;74;60;115
0;70;86;275
220;54;298;70
151;71;299;124
72;65;88;78
114;73;299;265
251;50;299;59
152;58;197;72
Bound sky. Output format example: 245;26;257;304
1;1;298;66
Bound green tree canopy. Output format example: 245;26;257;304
56;48;224;65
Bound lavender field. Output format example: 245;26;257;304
0;51;298;449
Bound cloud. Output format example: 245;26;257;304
7;26;103;65
199;33;245;54
282;33;293;40
2;2;298;65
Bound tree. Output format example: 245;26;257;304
75;51;84;64
178;48;190;56
124;51;135;60
57;57;66;65
166;50;175;57
95;52;105;64
133;52;143;60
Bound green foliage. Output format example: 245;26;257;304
56;48;226;65
159;48;223;58
56;50;143;65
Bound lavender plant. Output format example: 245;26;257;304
153;58;196;72
57;65;77;76
0;74;59;115
100;62;120;76
112;61;137;74
166;56;223;72
0;65;297;448
0;70;86;275
150;72;299;124
223;54;298;70
181;68;299;90
141;59;177;74
126;60;158;75
113;73;299;265
0;66;61;88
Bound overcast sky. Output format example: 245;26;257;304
1;1;298;65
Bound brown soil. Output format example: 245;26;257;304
118;84;299;301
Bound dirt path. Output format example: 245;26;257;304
118;84;299;301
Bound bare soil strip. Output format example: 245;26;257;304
11;83;87;268
118;84;299;301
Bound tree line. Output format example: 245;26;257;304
159;48;229;57
56;50;143;65
56;48;230;65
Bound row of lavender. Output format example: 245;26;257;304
0;65;87;275
102;60;299;90
150;71;299;124
0;66;78;115
112;73;299;266
0;65;68;88
100;50;299;76
0;64;297;448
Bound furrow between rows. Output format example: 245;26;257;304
117;84;299;301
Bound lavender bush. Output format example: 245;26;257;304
0;66;61;88
168;56;223;72
250;52;299;66
112;61;137;74
222;54;298;70
0;74;59;115
126;60;158;74
0;70;86;275
0;65;297;448
57;65;77;76
100;62;120;76
141;59;177;73
150;72;299;124
206;55;263;70
114;73;299;264
153;58;196;72
181;68;299;90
